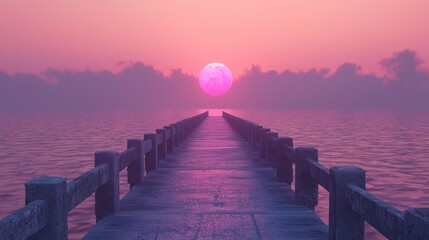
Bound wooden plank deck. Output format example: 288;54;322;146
83;116;328;240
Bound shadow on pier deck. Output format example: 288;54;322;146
83;116;328;239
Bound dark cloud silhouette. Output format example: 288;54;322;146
1;49;428;112
381;49;422;81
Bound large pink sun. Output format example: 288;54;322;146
199;63;233;96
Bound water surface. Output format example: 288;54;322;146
1;109;428;239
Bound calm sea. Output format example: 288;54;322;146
0;109;428;239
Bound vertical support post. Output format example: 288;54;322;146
248;122;254;143
179;122;183;143
329;166;366;240
244;122;247;137
25;176;67;240
246;122;252;143
259;128;270;158
127;139;145;189
266;132;278;163
144;133;158;172
179;121;185;142
156;129;167;160
243;121;248;140
183;118;189;137
191;118;195;131
175;123;180;144
95;150;120;222
276;137;294;183
171;124;179;147
164;126;174;153
252;125;263;149
295;147;318;210
248;123;256;145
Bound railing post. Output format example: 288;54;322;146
25;176;67;240
179;121;185;142
156;129;167;160
95;151;120;222
175;123;181;144
248;123;255;144
329;166;366;240
170;124;179;147
259;128;270;158
246;122;252;143
237;120;242;136
266;132;278;163
404;208;429;239
241;121;245;139
276;137;293;184
144;133;158;172
127;139;145;189
248;122;254;143
164;126;174;153
252;125;263;149
295;147;318;210
177;123;181;144
183;118;189;137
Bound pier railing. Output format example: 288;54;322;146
223;111;428;240
0;111;208;240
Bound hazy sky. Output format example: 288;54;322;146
1;1;428;111
1;1;429;76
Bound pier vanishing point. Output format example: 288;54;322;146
0;111;428;239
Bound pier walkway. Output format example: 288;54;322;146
83;116;328;239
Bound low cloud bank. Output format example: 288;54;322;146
1;49;428;111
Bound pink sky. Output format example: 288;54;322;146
1;1;429;76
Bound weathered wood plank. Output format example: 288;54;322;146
67;164;109;212
142;139;152;154
346;184;407;239
118;147;137;172
0;200;47;240
303;158;331;191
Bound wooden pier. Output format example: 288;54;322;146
0;111;428;239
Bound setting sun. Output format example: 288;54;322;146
198;63;233;96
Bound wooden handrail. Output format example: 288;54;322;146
346;184;405;238
142;139;152;153
67;164;109;211
118;147;137;172
301;157;331;191
0;200;47;240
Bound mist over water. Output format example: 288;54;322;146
1;109;428;239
